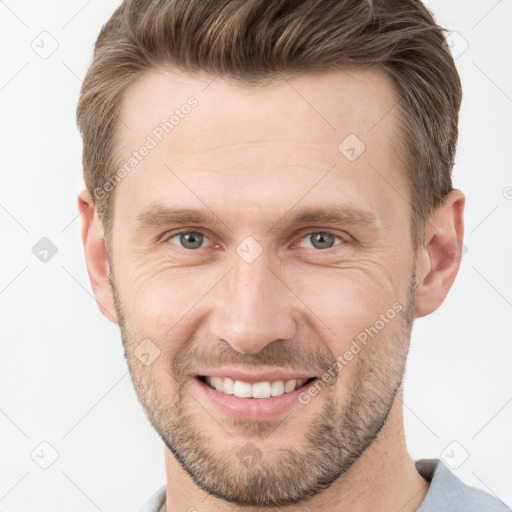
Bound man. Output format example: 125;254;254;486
76;1;510;511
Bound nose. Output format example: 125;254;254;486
208;251;298;354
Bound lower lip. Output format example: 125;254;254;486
193;376;317;420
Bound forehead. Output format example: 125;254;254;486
118;64;401;150
113;65;407;227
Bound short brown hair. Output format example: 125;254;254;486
76;0;462;253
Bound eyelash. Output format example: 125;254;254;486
163;229;349;251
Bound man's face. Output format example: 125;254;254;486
109;66;417;507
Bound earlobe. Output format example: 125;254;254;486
78;189;118;324
414;189;465;318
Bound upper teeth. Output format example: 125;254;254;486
204;376;309;398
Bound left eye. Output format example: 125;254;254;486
297;231;343;250
168;231;209;250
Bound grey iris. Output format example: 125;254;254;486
310;232;335;249
180;232;204;249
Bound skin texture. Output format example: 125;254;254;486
79;66;465;511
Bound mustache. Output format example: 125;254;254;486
171;340;335;379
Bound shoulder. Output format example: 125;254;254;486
135;485;166;512
416;458;511;512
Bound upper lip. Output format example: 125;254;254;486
197;368;317;384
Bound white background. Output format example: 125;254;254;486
0;1;511;510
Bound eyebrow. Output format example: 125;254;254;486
135;203;381;232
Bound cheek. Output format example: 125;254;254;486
286;259;405;339
117;262;220;344
118;245;408;347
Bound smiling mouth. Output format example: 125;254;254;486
196;375;317;399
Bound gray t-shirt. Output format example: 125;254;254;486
137;458;511;512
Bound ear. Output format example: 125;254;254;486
414;189;465;318
78;189;118;324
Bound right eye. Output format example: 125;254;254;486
166;230;210;250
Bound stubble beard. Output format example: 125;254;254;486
111;268;417;508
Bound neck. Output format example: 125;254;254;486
160;386;430;512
